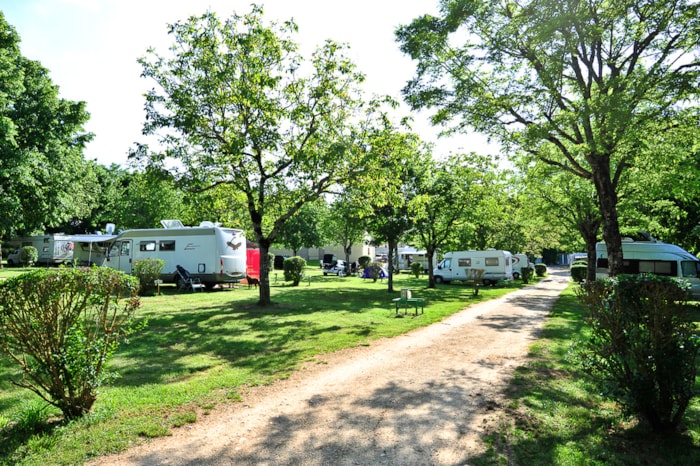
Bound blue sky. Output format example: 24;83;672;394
1;0;493;166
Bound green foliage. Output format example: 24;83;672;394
367;262;384;282
19;246;37;267
576;275;699;432
357;255;372;269
520;266;533;284
266;252;274;273
0;267;141;420
283;256;306;286
410;261;423;278
535;263;547;277
132;258;165;296
570;263;587;283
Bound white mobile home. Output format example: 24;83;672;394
433;250;513;285
595;240;700;299
4;234;74;266
512;253;534;279
75;220;247;289
395;247;436;273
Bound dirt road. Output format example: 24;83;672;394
91;267;570;466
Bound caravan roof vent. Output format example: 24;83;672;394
160;219;185;229
199;221;215;227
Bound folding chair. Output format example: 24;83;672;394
176;265;203;292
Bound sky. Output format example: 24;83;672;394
1;0;495;167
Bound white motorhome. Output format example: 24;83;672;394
512;253;535;279
433;250;514;285
76;220;247;289
595;240;700;299
395;247;436;273
4;234;74;266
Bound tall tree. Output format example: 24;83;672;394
323;197;367;266
408;152;496;287
276;200;327;256
397;0;700;276
134;6;367;305
0;13;94;264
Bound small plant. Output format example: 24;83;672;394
20;246;38;267
283;256;306;286
570;263;587;283
357;255;371;269
576;274;699;432
521;266;533;284
0;267;142;420
535;263;547;277
133;258;165;295
367;261;384;282
410;261;423;278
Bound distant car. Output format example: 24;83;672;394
322;259;347;276
6;249;21;267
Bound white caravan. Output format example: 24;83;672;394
395;247;436;273
595;240;700;299
512;253;535;279
80;220;247;289
4;234;74;266
433;250;514;285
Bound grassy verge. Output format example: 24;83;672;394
470;285;700;465
0;265;520;465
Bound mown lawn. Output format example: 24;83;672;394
1;265;699;465
0;264;518;465
469;285;700;465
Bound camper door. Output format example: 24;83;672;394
109;240;133;274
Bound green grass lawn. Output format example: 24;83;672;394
0;265;517;465
469;285;700;465
1;266;699;465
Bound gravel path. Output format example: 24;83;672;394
91;267;570;465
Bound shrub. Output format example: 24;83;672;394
357;255;372;269
20;246;38;267
521;266;533;284
133;258;165;295
283;256;306;286
367;261;384;282
0;267;142;420
570;263;587;283
534;263;547;277
576;274;699;432
410;261;423;278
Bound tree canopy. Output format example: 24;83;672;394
134;5;369;305
397;0;700;275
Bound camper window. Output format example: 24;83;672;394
140;241;156;252
457;258;471;267
119;242;130;256
159;240;176;251
682;261;699;278
485;257;499;266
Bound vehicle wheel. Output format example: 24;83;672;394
204;282;215;291
6;259;13;267
513;272;520;280
435;276;444;284
482;279;491;286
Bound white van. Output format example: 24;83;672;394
595;240;700;299
512;253;534;280
433;250;513;285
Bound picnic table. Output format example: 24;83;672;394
392;288;425;316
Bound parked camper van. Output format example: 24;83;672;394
433;250;514;285
595;240;700;299
395;247;436;273
512;253;534;280
4;234;74;266
78;220;247;289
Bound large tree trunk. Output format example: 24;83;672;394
257;238;272;306
577;215;601;282
426;245;437;288
591;158;624;276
